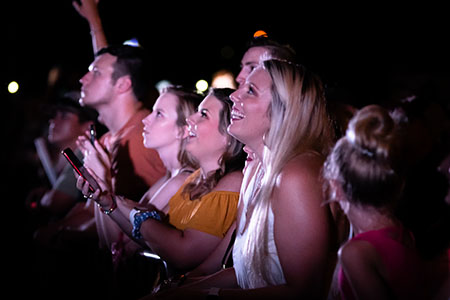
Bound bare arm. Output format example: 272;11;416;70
339;240;393;300
139;172;242;271
73;0;107;54
186;222;236;278
140;219;222;271
271;154;336;298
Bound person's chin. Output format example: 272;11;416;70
227;124;244;141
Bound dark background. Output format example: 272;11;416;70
2;1;449;292
6;2;450;98
4;7;450;194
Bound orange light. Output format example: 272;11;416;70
253;30;268;38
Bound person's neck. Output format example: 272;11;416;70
348;204;398;236
247;140;265;163
198;158;221;178
156;144;183;178
97;96;142;134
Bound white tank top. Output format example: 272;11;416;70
232;162;286;289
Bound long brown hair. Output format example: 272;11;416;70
183;88;246;200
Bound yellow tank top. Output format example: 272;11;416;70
168;169;239;238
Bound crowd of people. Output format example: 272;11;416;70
13;0;449;299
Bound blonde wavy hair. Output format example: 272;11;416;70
243;59;335;285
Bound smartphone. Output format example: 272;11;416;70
89;124;97;146
61;147;100;192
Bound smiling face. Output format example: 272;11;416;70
228;65;272;154
142;92;181;150
184;94;229;166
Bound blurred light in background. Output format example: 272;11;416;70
47;66;61;87
123;38;141;47
253;30;268;38
211;70;236;89
155;80;173;93
195;79;209;93
8;81;19;94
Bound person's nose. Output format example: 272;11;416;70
186;116;196;128
229;89;241;104
142;113;151;126
235;70;245;87
79;72;91;85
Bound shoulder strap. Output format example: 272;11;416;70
221;228;237;269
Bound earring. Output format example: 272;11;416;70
262;131;268;146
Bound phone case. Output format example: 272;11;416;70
61;147;100;192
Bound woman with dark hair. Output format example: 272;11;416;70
78;88;246;273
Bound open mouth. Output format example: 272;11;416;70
187;124;197;138
231;108;245;121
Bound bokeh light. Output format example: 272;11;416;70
195;79;209;93
8;81;19;94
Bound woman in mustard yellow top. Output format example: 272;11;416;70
79;88;246;272
168;169;238;239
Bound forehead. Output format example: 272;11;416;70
241;46;269;65
89;53;116;71
247;65;272;88
154;92;179;109
199;94;222;113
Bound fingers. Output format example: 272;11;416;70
93;139;111;165
77;133;95;155
91;188;101;200
76;174;91;196
72;1;81;14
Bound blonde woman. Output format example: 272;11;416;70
151;60;339;299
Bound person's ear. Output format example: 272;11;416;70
329;179;350;213
115;75;132;94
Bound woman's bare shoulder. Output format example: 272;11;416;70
279;151;325;186
213;170;244;193
271;151;327;216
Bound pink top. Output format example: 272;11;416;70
338;226;425;300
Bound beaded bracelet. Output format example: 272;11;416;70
98;196;117;215
132;210;161;240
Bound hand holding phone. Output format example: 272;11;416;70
61;147;100;192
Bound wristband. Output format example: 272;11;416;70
98;196;117;215
129;208;139;224
132;210;161;240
